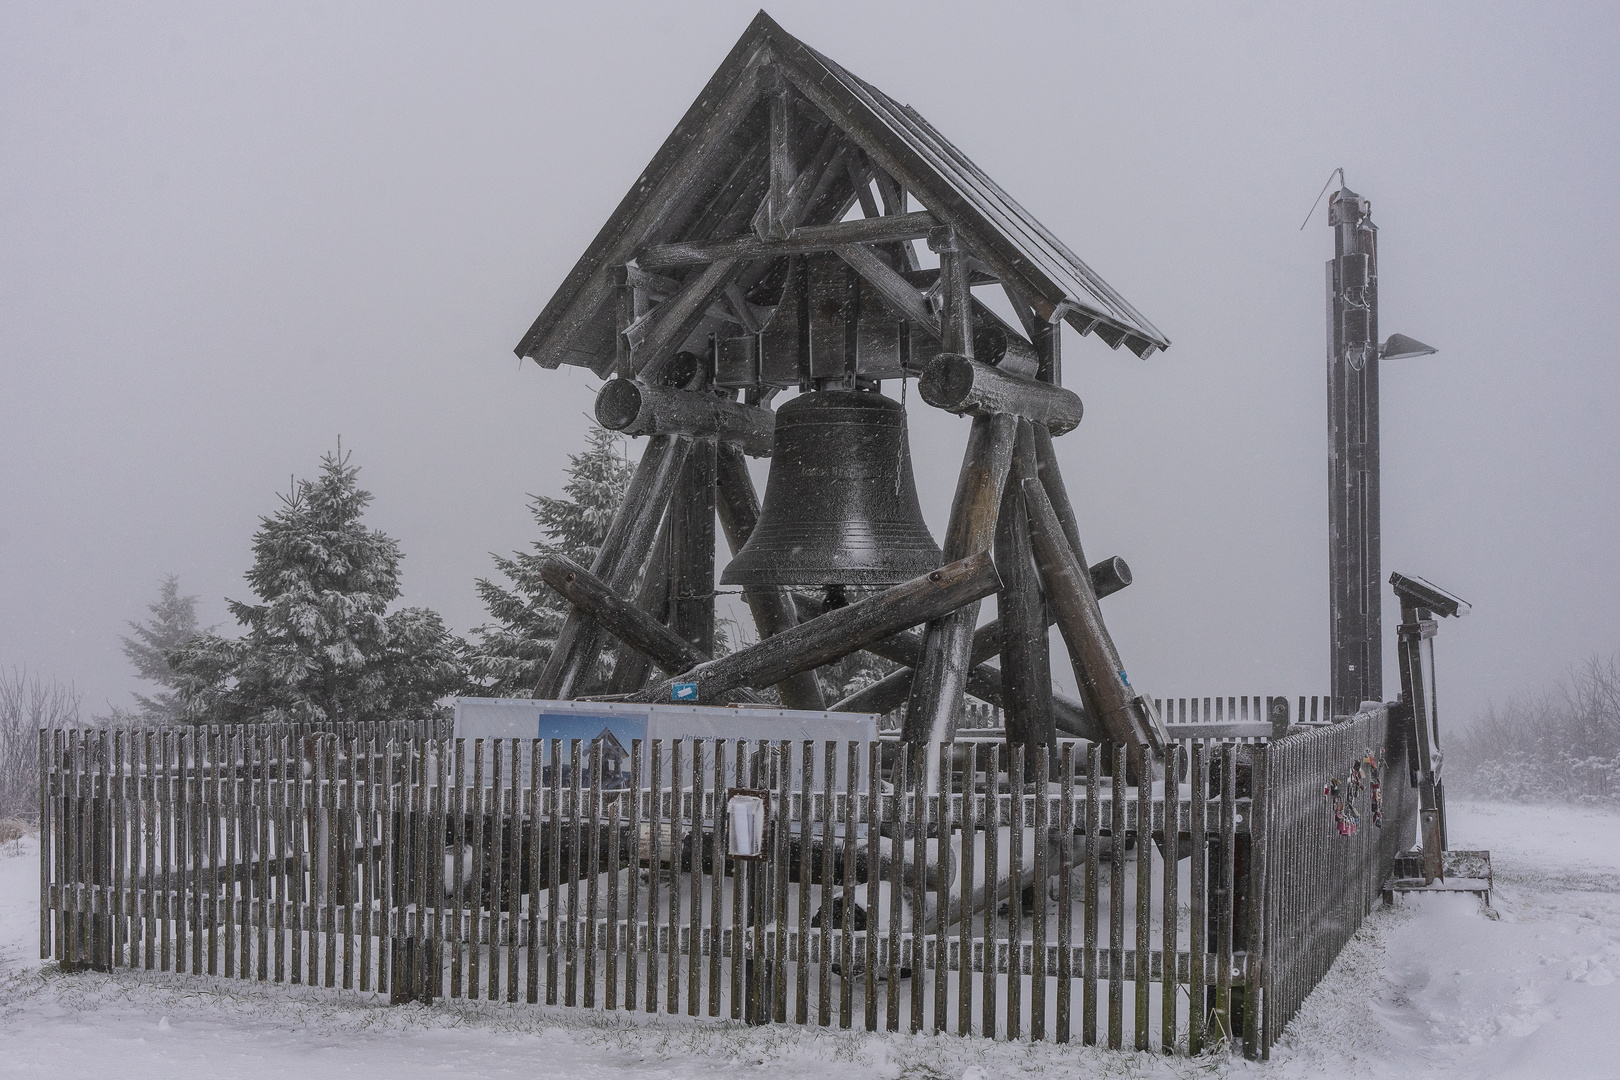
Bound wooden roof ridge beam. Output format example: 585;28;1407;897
629;550;1001;704
636;210;937;268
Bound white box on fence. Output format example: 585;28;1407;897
451;697;879;790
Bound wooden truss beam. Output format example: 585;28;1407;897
637;211;937;268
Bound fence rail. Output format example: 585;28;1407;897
38;702;1412;1060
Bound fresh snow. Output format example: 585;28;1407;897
1;800;1616;1079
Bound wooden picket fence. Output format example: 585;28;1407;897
38;702;1413;1059
1255;705;1414;1054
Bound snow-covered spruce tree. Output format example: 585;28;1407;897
469;426;634;696
112;574;205;723
169;449;468;725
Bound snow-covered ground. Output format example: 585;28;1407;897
1;800;1615;1079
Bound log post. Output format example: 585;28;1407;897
997;421;1056;764
900;410;1016;768
1022;477;1165;751
671;436;717;658
632;551;1001;705
533;434;689;699
714;444;827;711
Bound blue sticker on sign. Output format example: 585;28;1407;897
1119;670;1130;687
672;682;698;702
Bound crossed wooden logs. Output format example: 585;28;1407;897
546;370;1165;755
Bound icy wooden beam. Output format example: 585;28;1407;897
637;211;938;268
1023;476;1166;751
918;355;1084;435
595;380;775;458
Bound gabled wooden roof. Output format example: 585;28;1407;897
516;11;1168;375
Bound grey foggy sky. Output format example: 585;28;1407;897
3;2;1616;723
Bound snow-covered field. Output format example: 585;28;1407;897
1;801;1615;1080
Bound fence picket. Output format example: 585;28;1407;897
1082;743;1099;1046
866;739;882;1034
531;738;544;1010
980;743;998;1039
889;744;905;1033
1008;743;1023;1042
1056;744;1074;1044
844;740;859;1031
909;742;926;1036
708;740;725;1019
1189;742;1207;1054
624;739;639;1012
1216;743;1236;1045
1108;743;1125;1050
1162;744;1181;1053
772;742;790;1023
505;740;520;1004
933;741;948;1036
1032;742;1049;1043
1135;744;1152;1049
589;738;604;1010
646;739;661;1014
666;738;681;1015
957;741;976;1037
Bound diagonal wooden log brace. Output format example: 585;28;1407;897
533;434;690;700
1022;475;1166;752
630;551;1001;705
799;554;1128;682
713;443;827;711
536;554;765;704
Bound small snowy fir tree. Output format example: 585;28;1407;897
115;575;206;723
169;448;468;724
470;426;634;696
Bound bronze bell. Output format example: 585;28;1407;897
722;389;941;588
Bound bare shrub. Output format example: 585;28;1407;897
1449;653;1620;805
0;668;82;821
